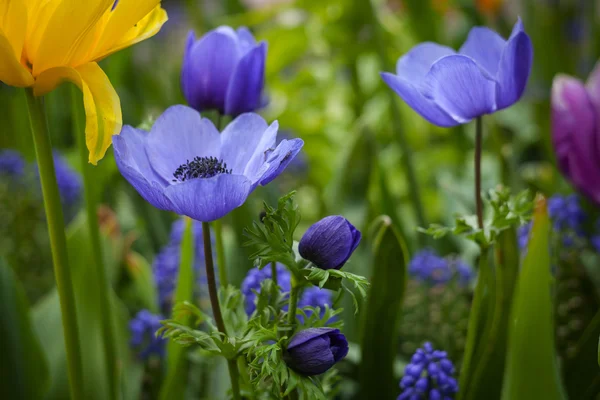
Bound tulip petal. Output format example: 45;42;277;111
145;105;221;182
459;26;506;76
0;0;33;87
164;174;252;222
551;75;600;203
585;61;600;119
258;138;304;185
395;42;456;83
224;41;267;116
381;72;458;127
423;55;497;122
33;62;122;164
495;20;533;109
220;113;270;174
113;129;175;211
182;28;241;112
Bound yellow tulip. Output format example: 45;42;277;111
0;0;167;164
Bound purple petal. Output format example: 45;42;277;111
551;75;600;203
145;105;221;182
220;113;271;174
286;336;334;375
181;28;241;112
459;26;506;76
243;121;279;179
585;61;600;120
258;138;304;185
164;173;252;222
236;27;257;53
288;327;338;349
395;42;456;84
381;72;458;127
495;20;533;109
225;41;267;116
423;55;497;122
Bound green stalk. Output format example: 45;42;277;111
71;87;118;399
201;222;241;400
213;219;228;287
25;88;84;399
287;276;300;327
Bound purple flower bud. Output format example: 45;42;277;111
181;26;267;117
551;64;600;205
298;215;361;270
284;327;348;376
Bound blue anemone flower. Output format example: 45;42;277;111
398;342;458;400
182;27;267;116
381;18;532;127
113;106;303;222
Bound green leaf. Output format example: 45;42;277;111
501;197;567;400
0;259;49;399
159;217;196;400
359;216;408;399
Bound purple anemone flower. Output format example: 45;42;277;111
182;26;267;117
298;215;361;270
381;18;532;127
112;106;303;222
284;327;349;376
551;63;600;205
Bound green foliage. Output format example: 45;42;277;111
300;267;369;315
0;258;49;399
359;217;408;399
244;191;301;269
501;198;567;400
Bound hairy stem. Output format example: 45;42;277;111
475;117;484;229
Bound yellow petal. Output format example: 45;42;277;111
0;0;33;87
30;0;114;75
33;63;122;165
92;2;167;61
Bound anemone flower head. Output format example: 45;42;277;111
381;18;532;127
0;0;168;164
113;105;303;222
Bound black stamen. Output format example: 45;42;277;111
173;156;232;182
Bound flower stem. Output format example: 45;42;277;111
201;222;240;400
213;219;228;287
71;86;119;400
287;276;300;327
25;88;84;399
475;116;484;230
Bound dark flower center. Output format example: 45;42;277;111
172;156;232;182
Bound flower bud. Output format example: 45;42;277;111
284;328;348;376
298;216;361;270
181;26;267;117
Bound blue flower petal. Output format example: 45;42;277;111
164;173;252;222
220;113;271;174
236;27;257;53
181;28;241;112
258;138;304;185
225;41;267;116
381;72;458;127
495;19;533;109
395;42;456;83
458;26;506;76
243;121;279;179
424;55;497;122
145;105;221;182
113;129;174;211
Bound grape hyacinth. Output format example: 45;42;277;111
241;264;291;315
129;310;166;360
0;149;25;177
297;286;333;323
408;250;473;286
398;342;459;400
51;152;82;209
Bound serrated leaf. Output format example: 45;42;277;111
501;197;567;400
359;217;407;399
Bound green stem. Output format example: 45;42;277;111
475;117;484;229
201;222;240;400
287;276;300;327
213;219;228;287
71;86;119;400
25;88;84;399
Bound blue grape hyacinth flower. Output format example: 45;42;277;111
284;327;349;376
129;310;165;360
182;26;267;116
381;18;532;127
51;152;82;209
241;264;292;315
398;342;459;400
297;286;333;323
0;149;25;177
409;250;473;286
113;106;303;222
298;215;361;270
